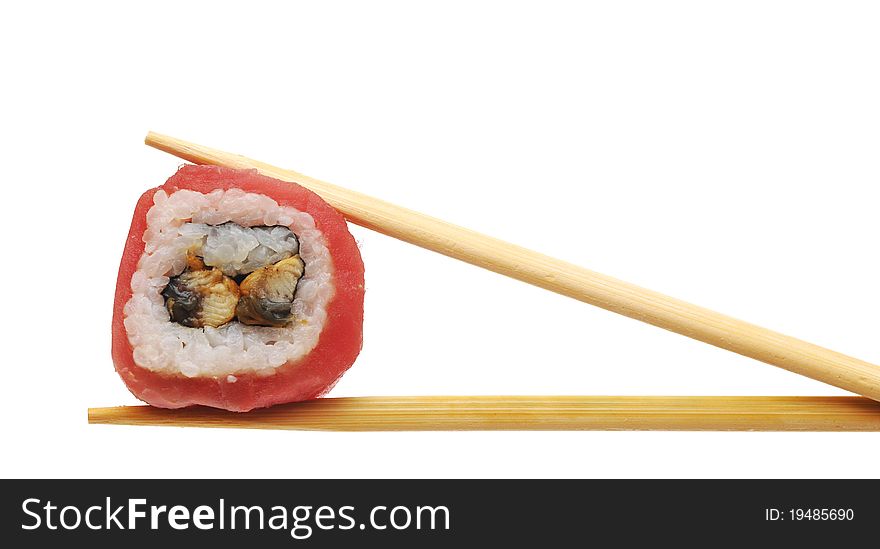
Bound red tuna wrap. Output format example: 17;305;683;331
112;165;365;411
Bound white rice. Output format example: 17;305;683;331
183;222;300;276
123;188;335;378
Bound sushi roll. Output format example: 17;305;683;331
112;165;365;411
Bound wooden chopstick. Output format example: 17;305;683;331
89;396;880;431
144;132;880;402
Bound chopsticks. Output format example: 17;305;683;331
145;132;880;403
89;396;880;431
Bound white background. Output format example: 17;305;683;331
1;1;878;478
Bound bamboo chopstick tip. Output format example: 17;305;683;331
144;130;163;145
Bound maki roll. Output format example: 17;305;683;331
112;165;365;412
